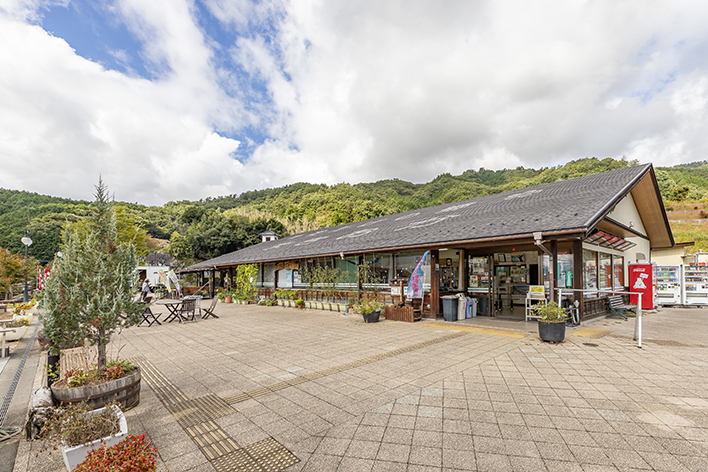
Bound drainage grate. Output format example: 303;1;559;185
583;343;599;347
0;325;39;427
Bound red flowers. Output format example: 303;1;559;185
74;434;157;472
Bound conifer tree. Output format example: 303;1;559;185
40;179;143;368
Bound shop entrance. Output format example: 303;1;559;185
490;251;541;320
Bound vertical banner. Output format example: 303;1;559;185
407;251;429;299
157;269;171;290
168;269;182;298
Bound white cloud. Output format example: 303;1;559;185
1;0;708;205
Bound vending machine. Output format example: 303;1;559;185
656;265;683;305
628;262;657;310
682;264;708;305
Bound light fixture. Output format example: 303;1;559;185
21;231;33;302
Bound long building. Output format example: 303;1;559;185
185;164;673;321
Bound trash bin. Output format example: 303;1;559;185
466;297;477;318
477;296;489;315
442;296;458;321
457;294;467;321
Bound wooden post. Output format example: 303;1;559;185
460;249;468;293
399;280;405;305
573;239;584;321
431;250;440;318
550;240;558;305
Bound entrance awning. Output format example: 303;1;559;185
585;230;636;251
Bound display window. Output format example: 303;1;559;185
612;256;624;290
599;253;612;293
583;250;597;296
468;257;489;290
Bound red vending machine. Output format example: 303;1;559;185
628;262;657;309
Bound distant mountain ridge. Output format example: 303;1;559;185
2;157;707;262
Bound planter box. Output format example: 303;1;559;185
52;367;141;410
3;325;28;342
62;405;128;471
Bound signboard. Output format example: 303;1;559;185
628;263;656;310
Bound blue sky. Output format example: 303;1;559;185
1;1;707;205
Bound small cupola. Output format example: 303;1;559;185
259;230;280;243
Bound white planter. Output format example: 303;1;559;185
62;406;128;471
4;326;27;342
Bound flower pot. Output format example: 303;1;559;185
224;296;233;303
362;309;381;323
62;405;128;471
4;325;27;342
52;367;141;410
538;320;566;343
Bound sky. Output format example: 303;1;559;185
1;1;707;206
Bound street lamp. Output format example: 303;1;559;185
21;231;32;302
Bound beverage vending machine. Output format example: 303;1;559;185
682;263;708;305
628;262;657;310
656;265;683;305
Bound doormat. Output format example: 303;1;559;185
571;327;611;339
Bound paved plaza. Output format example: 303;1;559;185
4;303;708;471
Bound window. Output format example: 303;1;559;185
583;250;597;295
598;253;612;293
613;256;624;290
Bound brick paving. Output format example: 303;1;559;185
9;304;708;471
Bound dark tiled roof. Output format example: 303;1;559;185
187;164;651;270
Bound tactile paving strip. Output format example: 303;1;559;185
169;394;236;428
131;356;189;405
420;322;527;338
211;437;300;472
571;327;611;339
224;331;465;404
184;420;240;460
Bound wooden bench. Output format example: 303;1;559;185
606;294;636;320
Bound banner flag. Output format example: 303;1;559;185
407;251;429;299
157;270;171;290
168;269;182;298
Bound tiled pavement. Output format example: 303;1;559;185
9;304;708;471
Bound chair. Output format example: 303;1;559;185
140;306;162;327
525;286;547;321
201;297;219;319
178;298;197;322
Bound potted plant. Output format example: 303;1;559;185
40;401;128;471
354;299;385;323
533;301;567;343
1;316;30;341
295;298;304;309
74;434;157;472
39;180;145;409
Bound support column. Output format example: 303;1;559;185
460;249;468;293
550;240;558;304
431;250;440;318
209;270;215;299
573;239;584;321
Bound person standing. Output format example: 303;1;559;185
141;279;151;301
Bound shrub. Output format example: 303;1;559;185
41;402;121;448
74;434;157;472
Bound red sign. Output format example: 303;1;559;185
628;263;656;309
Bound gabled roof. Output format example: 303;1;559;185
186;164;671;271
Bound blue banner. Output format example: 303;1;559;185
407;251;429;299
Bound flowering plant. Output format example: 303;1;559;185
73;434;157;472
58;360;136;388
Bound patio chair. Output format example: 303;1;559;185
201;297;219;319
179;298;197;322
140;306;162;327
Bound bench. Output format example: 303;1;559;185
606;294;636;320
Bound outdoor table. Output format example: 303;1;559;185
155;300;197;323
156;300;185;323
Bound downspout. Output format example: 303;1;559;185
534;232;554;302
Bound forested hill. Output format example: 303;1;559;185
2;157;708;263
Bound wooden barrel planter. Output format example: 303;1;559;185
51;367;141;410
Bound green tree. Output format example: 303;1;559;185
39;180;144;366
